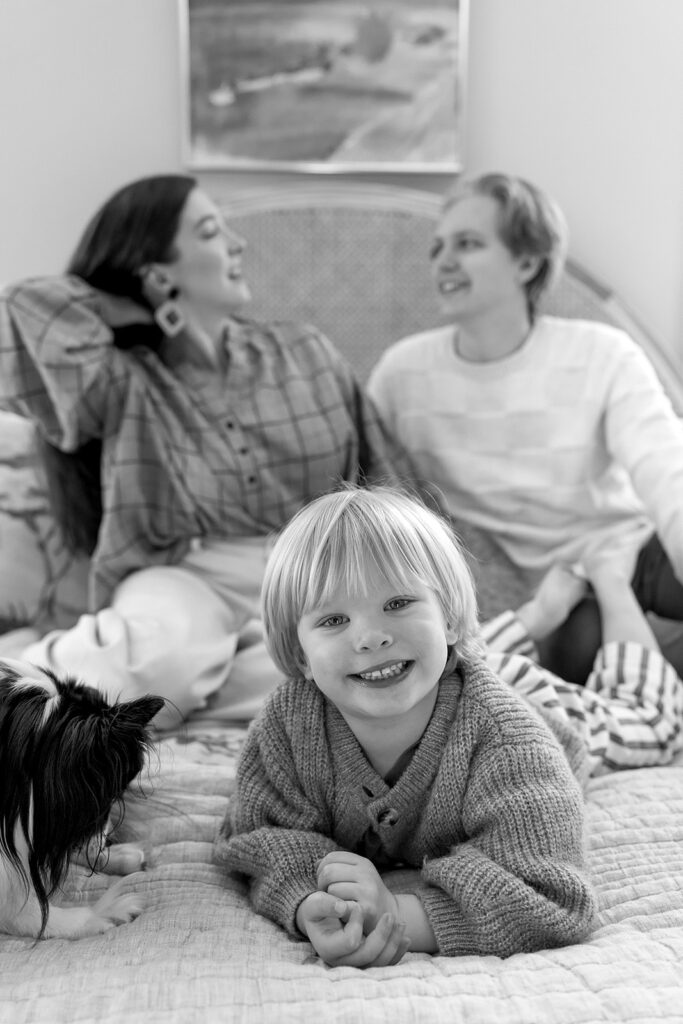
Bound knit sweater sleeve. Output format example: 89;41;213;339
214;689;340;936
602;333;683;579
419;707;596;957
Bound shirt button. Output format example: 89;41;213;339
247;475;256;484
226;420;235;429
239;447;248;455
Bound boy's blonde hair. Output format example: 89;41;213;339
442;172;569;318
262;486;482;679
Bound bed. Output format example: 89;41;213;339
2;713;683;1023
2;183;683;1022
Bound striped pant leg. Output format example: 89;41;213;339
580;641;683;772
488;642;683;775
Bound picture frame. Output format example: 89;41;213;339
179;0;468;174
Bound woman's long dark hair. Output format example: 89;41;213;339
41;175;197;556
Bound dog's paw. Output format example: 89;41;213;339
75;833;151;875
36;883;143;940
101;842;150;875
91;882;143;929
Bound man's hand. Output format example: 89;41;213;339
516;563;588;641
317;851;399;932
297;891;409;968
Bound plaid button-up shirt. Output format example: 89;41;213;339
0;277;410;609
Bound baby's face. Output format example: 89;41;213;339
296;575;456;729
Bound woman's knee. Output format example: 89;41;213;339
112;565;247;639
23;566;247;728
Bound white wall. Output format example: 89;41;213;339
464;0;683;364
1;0;681;365
0;0;183;279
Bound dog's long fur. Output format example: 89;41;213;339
0;657;163;939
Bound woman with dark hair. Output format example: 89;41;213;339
368;171;683;683
0;175;407;728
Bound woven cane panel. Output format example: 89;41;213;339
230;205;445;381
229;200;641;384
540;263;613;325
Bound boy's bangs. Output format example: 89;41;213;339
302;510;440;612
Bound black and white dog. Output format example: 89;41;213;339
0;657;163;939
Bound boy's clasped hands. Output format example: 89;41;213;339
296;852;410;967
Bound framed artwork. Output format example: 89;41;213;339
180;0;467;173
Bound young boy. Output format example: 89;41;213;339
216;487;597;967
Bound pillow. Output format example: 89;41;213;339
0;412;88;634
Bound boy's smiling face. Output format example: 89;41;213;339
430;193;530;322
296;572;457;730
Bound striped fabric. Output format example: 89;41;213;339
482;610;683;774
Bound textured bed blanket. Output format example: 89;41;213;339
2;717;683;1024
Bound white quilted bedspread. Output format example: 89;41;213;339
2;720;683;1024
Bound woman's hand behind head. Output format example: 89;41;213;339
96;291;154;328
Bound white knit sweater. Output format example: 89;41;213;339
368;316;683;583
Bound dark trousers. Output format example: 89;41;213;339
536;534;683;684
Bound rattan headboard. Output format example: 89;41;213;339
213;182;682;410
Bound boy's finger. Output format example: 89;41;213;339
339;901;364;947
325;894;354;920
368;917;407;967
386;936;411;967
304;890;347;923
318;861;362;889
378;927;410;968
335;899;358;923
325;880;358;904
353;913;397;961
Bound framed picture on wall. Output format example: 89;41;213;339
179;0;467;173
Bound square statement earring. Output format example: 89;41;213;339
154;287;185;338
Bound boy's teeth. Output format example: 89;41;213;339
358;661;407;681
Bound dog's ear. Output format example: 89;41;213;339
115;694;165;728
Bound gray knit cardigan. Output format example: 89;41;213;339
216;657;596;957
